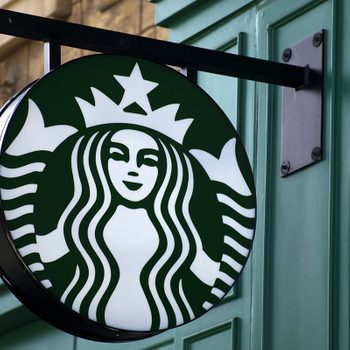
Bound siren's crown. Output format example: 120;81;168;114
75;63;193;144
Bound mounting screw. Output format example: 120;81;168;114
282;48;292;62
8;17;12;24
281;161;290;176
311;147;321;161
313;32;323;47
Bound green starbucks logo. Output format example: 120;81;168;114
0;56;255;333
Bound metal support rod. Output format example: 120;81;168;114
44;40;61;73
0;9;308;89
181;66;198;84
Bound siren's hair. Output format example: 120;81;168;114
59;131;118;322
59;127;202;330
1;123;256;331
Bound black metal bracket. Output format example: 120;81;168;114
0;9;309;88
0;10;324;178
43;40;61;73
280;31;324;177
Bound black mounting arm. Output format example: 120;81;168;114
0;9;309;89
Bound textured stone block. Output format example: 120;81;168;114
141;26;156;39
0;46;28;103
0;0;72;60
95;0;121;12
141;0;156;31
27;41;44;81
0;0;168;106
156;26;168;41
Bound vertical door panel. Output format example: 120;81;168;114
255;0;333;349
332;0;350;348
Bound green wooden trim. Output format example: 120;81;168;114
0;302;37;336
182;318;239;350
186;9;257;159
76;329;176;349
154;0;254;43
143;339;175;350
215;33;244;136
194;32;244;134
327;1;341;348
327;0;350;349
0;319;75;349
151;0;210;27
253;1;333;350
0;279;37;335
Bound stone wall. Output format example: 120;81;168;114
0;0;167;105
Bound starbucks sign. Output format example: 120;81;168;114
0;55;256;341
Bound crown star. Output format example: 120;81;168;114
114;63;158;114
75;63;193;144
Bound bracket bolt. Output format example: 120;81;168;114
281;161;290;176
311;147;321;161
313;32;323;47
282;48;292;62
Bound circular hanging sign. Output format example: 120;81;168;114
0;55;256;342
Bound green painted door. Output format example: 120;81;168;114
0;0;349;349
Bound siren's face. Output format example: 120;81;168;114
108;129;159;202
